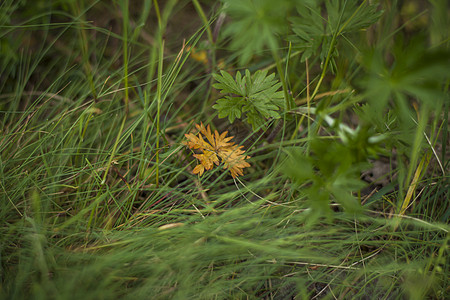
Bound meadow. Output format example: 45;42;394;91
0;0;448;299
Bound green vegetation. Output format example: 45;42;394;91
1;0;448;299
213;70;284;130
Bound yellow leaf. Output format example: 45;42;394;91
193;164;205;176
184;123;250;178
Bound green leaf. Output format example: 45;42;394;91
358;35;450;132
246;111;265;131
213;69;284;130
221;0;294;65
212;97;244;124
244;99;279;119
212;71;242;95
330;187;362;214
326;0;383;34
282;148;315;184
289;1;325;62
282;136;370;217
290;0;382;62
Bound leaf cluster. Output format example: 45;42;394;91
220;0;295;65
290;0;382;62
212;69;284;131
281;115;385;218
220;0;382;64
282;140;367;219
184;123;251;178
353;35;450;165
359;36;450;124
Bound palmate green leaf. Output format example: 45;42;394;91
282;147;315;185
359;36;450;129
221;0;294;65
281;138;370;217
212;70;243;95
326;0;383;33
214;96;244;123
212;69;284;131
244;101;280;130
243;100;279;119
289;0;325;62
245;69;285;107
290;0;382;62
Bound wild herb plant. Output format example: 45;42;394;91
1;0;449;299
212;69;284;130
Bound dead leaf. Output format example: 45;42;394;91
184;123;250;178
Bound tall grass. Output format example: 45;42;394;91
0;0;448;299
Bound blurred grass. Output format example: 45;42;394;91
1;0;449;299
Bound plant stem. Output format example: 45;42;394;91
102;115;127;185
155;39;165;188
121;0;130;114
71;0;97;99
192;0;213;45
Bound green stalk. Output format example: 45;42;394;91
309;0;366;103
272;49;292;111
192;0;213;45
290;58;310;141
121;0;129;114
138;91;150;180
153;0;163;188
155;40;164;188
101;0;130;184
102;115;127;185
270;48;291;171
401;107;429;211
70;0;97;99
309;30;338;103
300;1;356;151
192;0;216;115
153;0;162;28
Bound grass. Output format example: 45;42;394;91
0;0;449;299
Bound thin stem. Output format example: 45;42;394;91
272;49;291;111
192;0;213;45
121;0;129;114
71;1;97;99
102;115;127;185
291;58;310;141
156;39;164;188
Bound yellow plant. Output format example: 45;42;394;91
184;123;250;178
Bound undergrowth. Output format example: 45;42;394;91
0;0;449;299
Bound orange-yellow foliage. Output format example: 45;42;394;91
184;123;250;178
